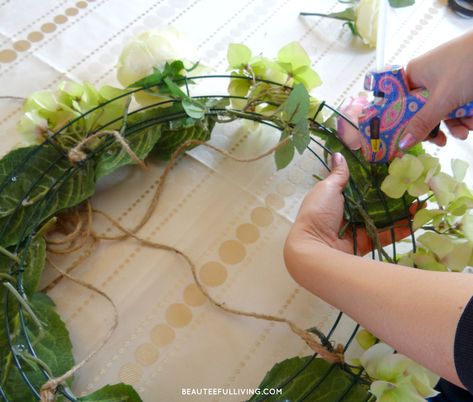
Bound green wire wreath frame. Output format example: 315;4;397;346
0;74;415;402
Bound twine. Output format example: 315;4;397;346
68;130;147;172
39;135;343;400
40;259;118;401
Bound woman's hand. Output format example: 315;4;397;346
285;153;412;258
399;30;473;150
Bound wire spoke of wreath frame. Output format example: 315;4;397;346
0;75;413;402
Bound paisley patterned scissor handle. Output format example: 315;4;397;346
358;66;473;163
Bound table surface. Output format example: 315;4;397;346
0;1;472;401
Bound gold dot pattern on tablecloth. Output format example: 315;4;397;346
0;49;16;63
219;240;246;264
166;303;192;328
265;193;284;209
199;261;227;287
250;207;273;227
41;23;56;33
183;283;206;307
54;15;68;24
0;0;97;65
135;343;159;366
276;181;295;197
13;41;30;52
236;223;259;244
150;324;175;347
27;31;44;42
118;362;143;384
65;7;79;16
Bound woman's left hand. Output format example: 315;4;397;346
286;152;412;257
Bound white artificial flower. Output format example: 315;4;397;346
356;0;379;48
117;27;198;87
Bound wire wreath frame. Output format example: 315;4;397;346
0;74;416;402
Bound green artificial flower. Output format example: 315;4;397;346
226;41;322;112
417;232;473;272
18;81;128;144
381;154;428;198
360;343;439;400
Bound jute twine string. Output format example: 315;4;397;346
40;258;119;402
39;132;343;401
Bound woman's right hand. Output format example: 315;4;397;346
398;30;473;150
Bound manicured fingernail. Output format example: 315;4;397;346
398;133;416;150
331;152;343;168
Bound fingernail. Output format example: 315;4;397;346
331;152;343;169
398;133;416;150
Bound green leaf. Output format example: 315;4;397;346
418;232;453;260
182;98;206;119
2;293;75;402
282;83;310;124
0;144;96;247
127;67;163;89
326;7;356;21
249;356;370;401
227;44;252;69
96;126;162;179
163;77;188;99
152;116;216;160
274;130;295;170
78;383;143;402
293;120;310;155
388;0;415;8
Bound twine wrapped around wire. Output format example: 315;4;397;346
1;75;407;401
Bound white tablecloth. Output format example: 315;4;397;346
0;0;471;400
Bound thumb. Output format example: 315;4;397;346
399;94;447;151
325;152;349;190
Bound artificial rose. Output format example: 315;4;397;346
337;95;369;150
356;0;379;48
117;28;198;105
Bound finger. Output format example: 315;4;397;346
445;119;470;140
399;95;449;151
324;152;349;191
426;129;447;146
461;116;473;130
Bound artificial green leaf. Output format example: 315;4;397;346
388;0;415;7
96;126;162;179
326;8;356;21
293;119;310;155
152;115;216;160
22;236;46;296
282;83;310;124
78;383;143;402
0;144;96;248
163;77;188;99
127;68;163;89
249;356;370;402
227;44;252;69
2;293;74;402
182;98;206;119
274;130;295;170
